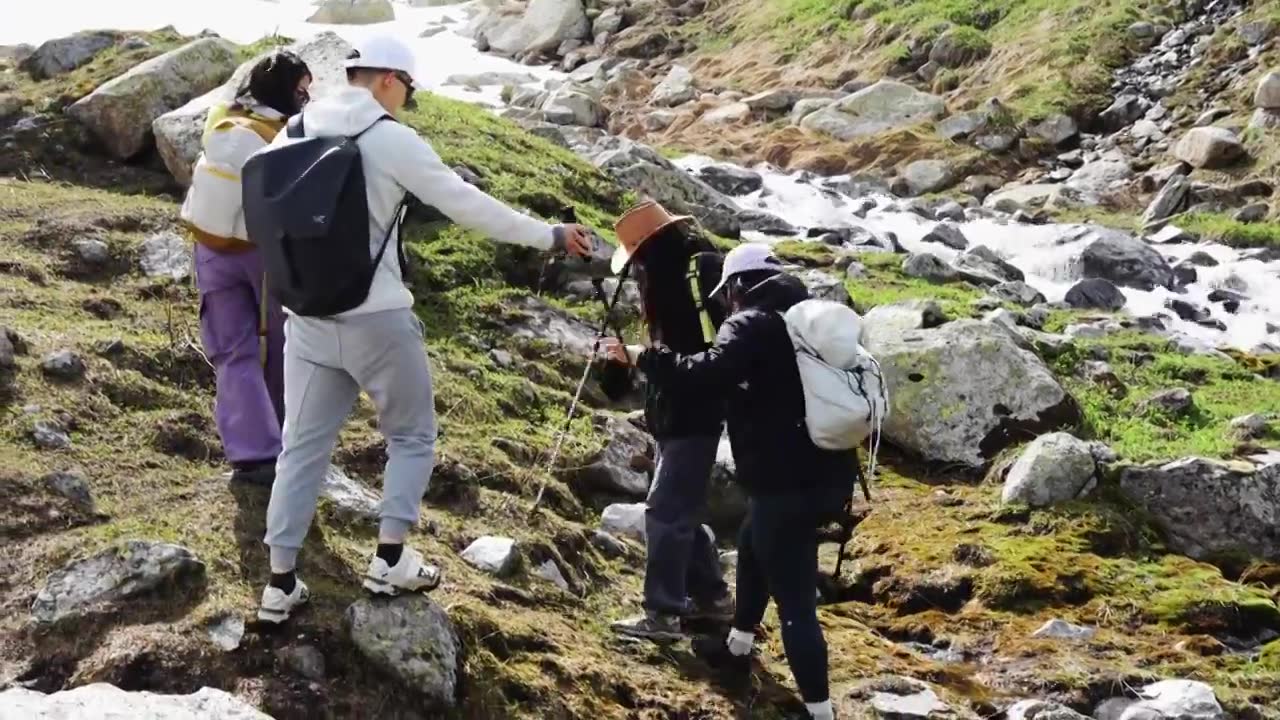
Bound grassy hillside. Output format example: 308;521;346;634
2;27;1280;720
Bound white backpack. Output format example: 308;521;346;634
781;299;890;475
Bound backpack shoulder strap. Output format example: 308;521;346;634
286;113;305;139
687;254;716;346
353;114;396;141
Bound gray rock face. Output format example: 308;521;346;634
594;141;743;237
800;80;945;141
208;613;245;651
308;0;395;24
929;28;991;67
902;253;958;283
1118;680;1224;720
1001;432;1097;507
790;97;835;124
937;111;986;140
541;85;601;126
1140;388;1194;416
19;31;117;80
1122;459;1280;561
703;102;751;125
461;536;520;576
861;300;949;348
601;502;646;542
991;281;1046;307
346;595;460;707
73;238;111;266
863;320;1078;467
1080;229;1175;291
1230;413;1270;439
154;33;353;186
1007;700;1091;720
321;465;380;523
68;38;239;160
0;684;270;719
1256;72;1280;110
476;0;589;56
797;269;853;306
744;88;800;111
506;296;598;355
43;471;94;512
901;160;956;196
32;541;205;624
32;421;71;450
1065;278;1126;311
139;232;193;281
1240;20;1276;46
1065;157;1133;205
921;223;968;250
1027;114;1079;146
698;164;763;196
41;350;86;381
1030;618;1096;641
1142;175;1191;225
954;245;1024;285
574;415;651;497
846;676;952;719
1174;127;1245;169
650;65;697;107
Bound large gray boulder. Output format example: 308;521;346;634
0;684;270;719
32;541;205;624
1119;458;1280;561
1026;114;1079;146
1255;72;1280;110
573;415;651;498
308;0;395;24
19;30;117;80
594;140;743;237
1079;228;1175;291
901;159;956;196
800;80;945;141
154;33;353;186
541;84;601;127
479;0;590;57
954;245;1024;286
346;595;460;707
1142;174;1191;225
860;300;948;348
1117;680;1224;720
1064;278;1126;310
68;37;239;160
1064;157;1133;205
863;320;1079;467
697;164;763;196
1001;432;1097;507
650;65;697;107
1174;127;1245;169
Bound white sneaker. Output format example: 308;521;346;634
363;546;441;596
257;578;310;624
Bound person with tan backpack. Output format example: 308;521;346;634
180;51;313;486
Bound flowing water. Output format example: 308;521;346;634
5;0;1279;352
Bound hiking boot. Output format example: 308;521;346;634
230;460;275;486
363;546;441;596
688;593;735;622
692;634;752;672
610;612;684;643
258;577;310;624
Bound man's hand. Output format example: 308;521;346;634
555;223;594;258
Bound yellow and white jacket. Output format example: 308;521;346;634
180;102;285;253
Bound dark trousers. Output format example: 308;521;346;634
733;480;851;704
643;435;729;615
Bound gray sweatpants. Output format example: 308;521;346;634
264;308;436;571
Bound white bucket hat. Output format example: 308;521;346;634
709;242;784;297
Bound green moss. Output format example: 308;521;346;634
845;251;986;317
16;28;188;111
1181;213;1280;249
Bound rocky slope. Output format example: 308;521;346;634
0;15;1279;720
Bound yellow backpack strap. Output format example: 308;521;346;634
687;254;716;346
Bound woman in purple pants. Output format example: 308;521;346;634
180;51;312;485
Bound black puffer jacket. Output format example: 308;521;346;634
639;273;858;495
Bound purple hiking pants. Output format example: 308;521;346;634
195;243;285;464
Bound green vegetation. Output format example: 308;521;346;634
1181;212;1280;249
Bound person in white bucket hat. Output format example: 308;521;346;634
256;34;594;624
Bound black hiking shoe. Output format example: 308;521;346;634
610;612;684;643
231;460;275;486
687;593;735;622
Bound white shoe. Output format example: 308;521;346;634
363;546;441;596
257;578;310;624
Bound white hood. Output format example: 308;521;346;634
297;86;389;138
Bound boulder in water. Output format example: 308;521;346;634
1001;432;1097;507
1175;127;1246;169
19;30;117;80
346;595;460;707
862;319;1079;467
800;80;945;141
900;159;956;196
32;540;205;624
697;164;763;196
308;0;395;24
921;222;968;250
1080;229;1175;291
954;245;1024;285
991;281;1046;307
68;37;240;160
1064;278;1126;311
1120;458;1280;561
0;684;270;719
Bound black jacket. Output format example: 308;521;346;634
639;273;858;495
641;251;728;439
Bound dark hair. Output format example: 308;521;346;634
237;50;311;116
633;223;716;342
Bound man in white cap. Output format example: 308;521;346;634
258;34;594;623
607;242;856;720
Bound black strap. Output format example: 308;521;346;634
286;113;305;138
371;200;407;281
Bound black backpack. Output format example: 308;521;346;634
242;114;406;317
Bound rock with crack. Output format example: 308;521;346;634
0;684;271;719
922;223;969;250
19;30;118;80
1080;228;1175;291
1142;174;1191;225
573;415;651;498
308;0;395;24
954;245;1024;286
650;65;697;107
41;350;86;381
593;141;743;237
697;164;763;196
800;80;945;141
154;33;353;186
1001;432;1097;507
1119;458;1280;561
601;502;646;543
321;465;380;523
473;0;589;57
31;540;205;624
862;320;1079;468
1007;700;1091;720
861;300;949;348
139;232;193;281
67;38;239;160
1175;127;1245;170
991;281;1046;307
462;536;520;576
901;160;956;196
346;595;460;707
1030;618;1096;641
505;296;598;355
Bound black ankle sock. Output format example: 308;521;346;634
270;571;296;594
376;543;403;566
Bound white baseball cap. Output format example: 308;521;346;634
709;242;784;297
344;35;427;90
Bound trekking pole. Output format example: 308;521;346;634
832;457;873;582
